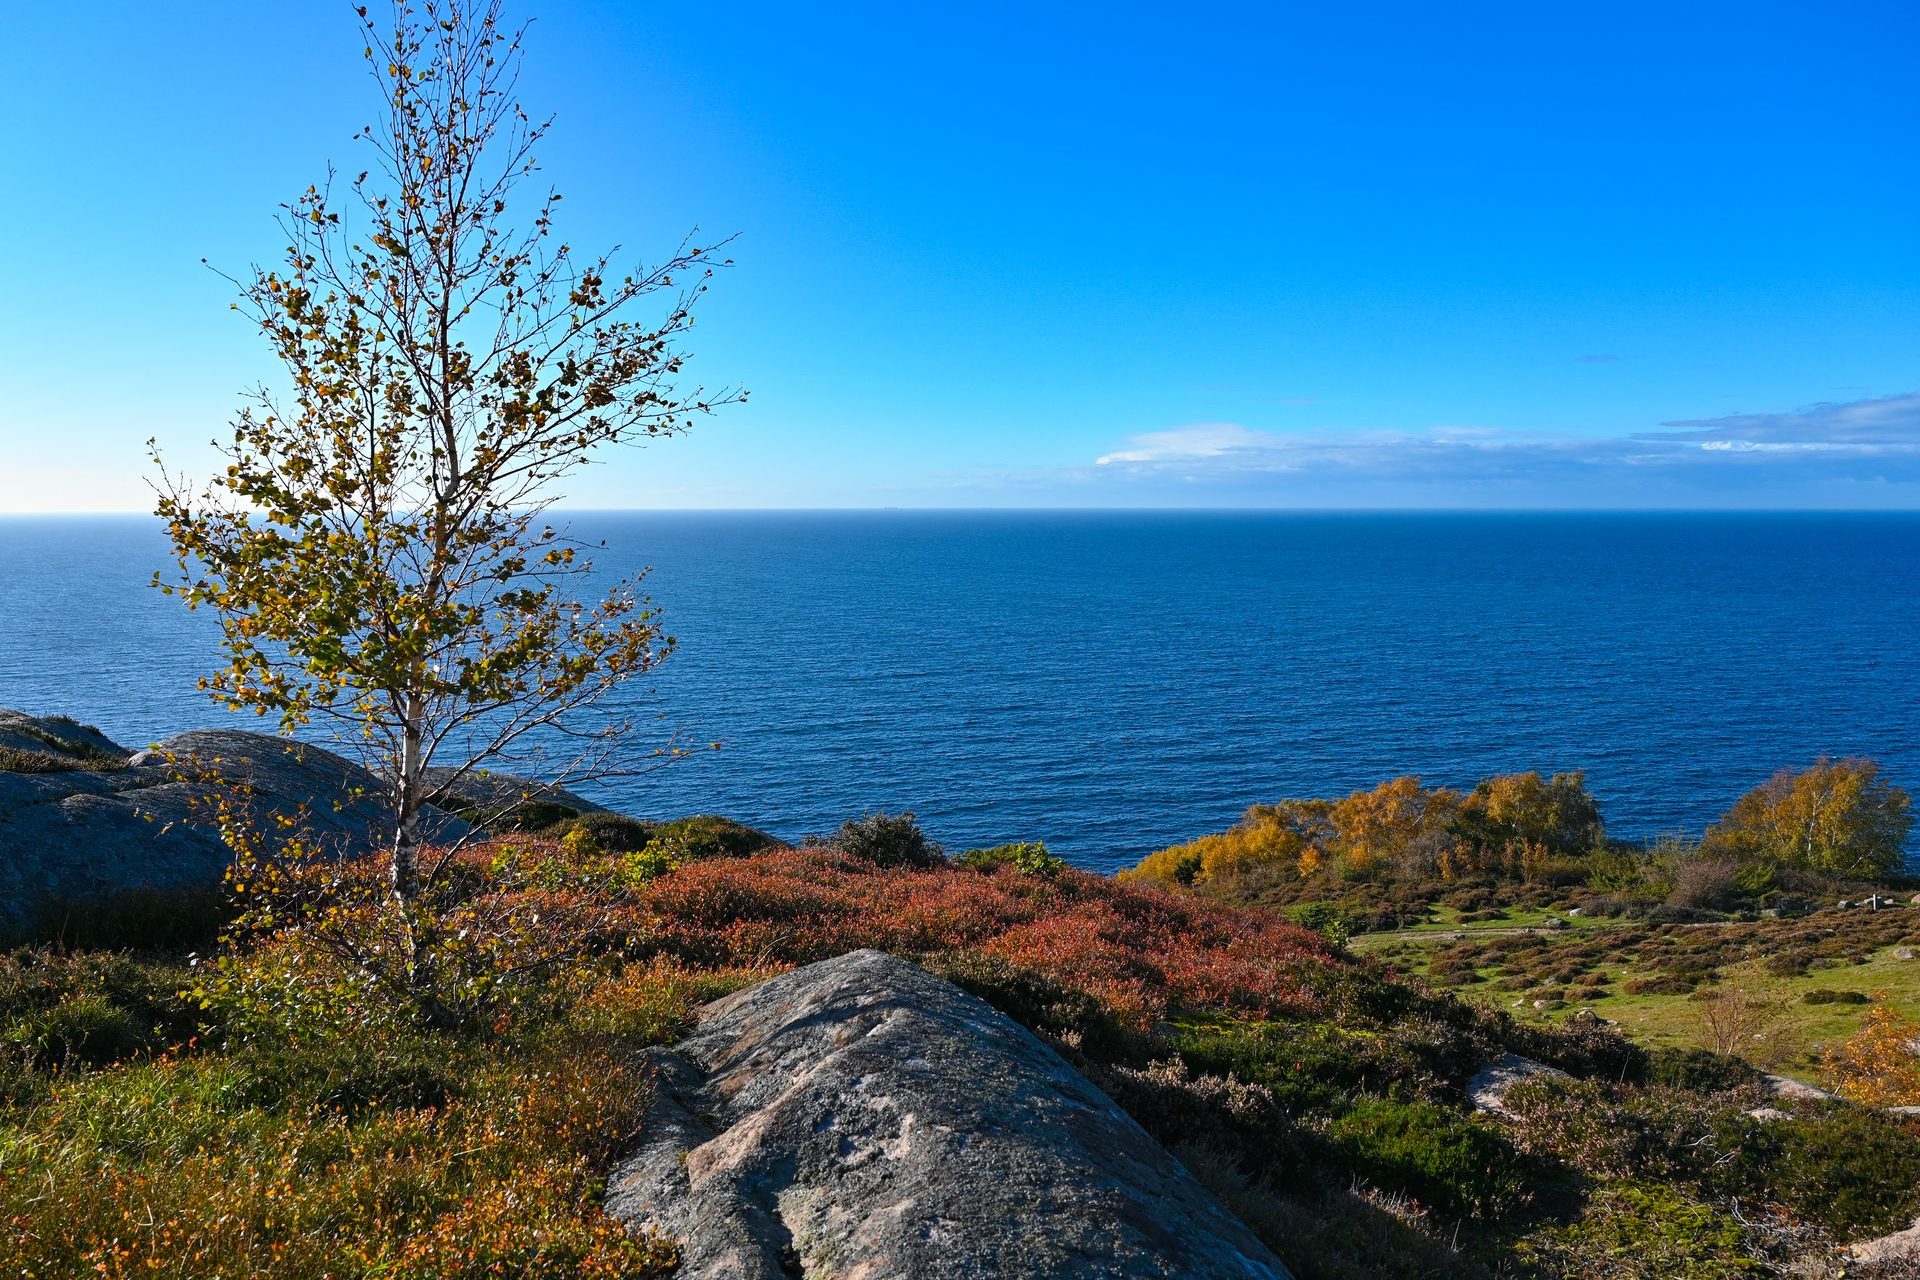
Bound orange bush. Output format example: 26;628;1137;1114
1825;1004;1920;1106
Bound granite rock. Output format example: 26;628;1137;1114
607;948;1292;1280
0;713;463;934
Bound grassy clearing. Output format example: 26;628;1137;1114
1553;945;1920;1074
1356;903;1609;937
1363;906;1920;1077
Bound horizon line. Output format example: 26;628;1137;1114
6;505;1920;518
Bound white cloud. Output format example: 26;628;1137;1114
1079;392;1920;505
1096;423;1290;465
1638;392;1920;450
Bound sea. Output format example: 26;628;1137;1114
2;511;1915;874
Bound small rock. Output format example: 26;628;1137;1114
1467;1053;1567;1117
1848;1216;1920;1265
1895;947;1918;962
1744;1106;1791;1123
1765;1074;1837;1104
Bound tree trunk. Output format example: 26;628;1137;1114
391;698;427;995
391;703;425;902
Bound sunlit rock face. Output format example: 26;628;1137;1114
608;947;1293;1280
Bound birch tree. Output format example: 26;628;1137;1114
153;0;738;919
1706;758;1911;878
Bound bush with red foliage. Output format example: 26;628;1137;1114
634;845;1342;1027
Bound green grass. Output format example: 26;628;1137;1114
0;947;704;1278
1354;903;1607;940
1546;944;1920;1074
1359;909;1920;1078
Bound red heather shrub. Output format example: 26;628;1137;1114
636;846;1341;1026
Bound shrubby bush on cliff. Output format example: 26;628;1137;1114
958;840;1069;876
806;809;947;868
1123;759;1914;921
1120;770;1608;896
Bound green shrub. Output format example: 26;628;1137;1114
1094;1056;1324;1189
471;797;581;832
1425;949;1479;985
934;952;1147;1064
223;1034;459;1115
0;949;193;1076
0;721;125;774
1496;1009;1649;1083
1763;950;1813;978
1512;1183;1764;1279
0;744;86;772
0;1032;675;1278
1329;1098;1536;1221
1645;1046;1762;1093
438;788;579;834
958;841;1067;877
563;959;705;1047
812;811;945;868
1173;1017;1469;1115
7;994;146;1070
620;843;682;886
15;882;232;951
1501;1075;1757;1185
1287;902;1357;945
1802;987;1870;1005
1179;1155;1498;1280
543;811;656;852
645;814;777;861
1724;1105;1920;1238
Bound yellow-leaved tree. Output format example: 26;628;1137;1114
1704;758;1912;879
1458;771;1604;858
1329;775;1462;874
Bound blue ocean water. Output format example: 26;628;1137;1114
1;512;1915;873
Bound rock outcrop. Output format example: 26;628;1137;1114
0;714;452;934
1763;1073;1837;1104
0;709;618;934
607;948;1292;1280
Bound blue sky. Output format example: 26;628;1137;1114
2;1;1916;510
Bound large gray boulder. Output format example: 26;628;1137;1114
607;948;1292;1280
0;709;619;935
0;713;465;935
